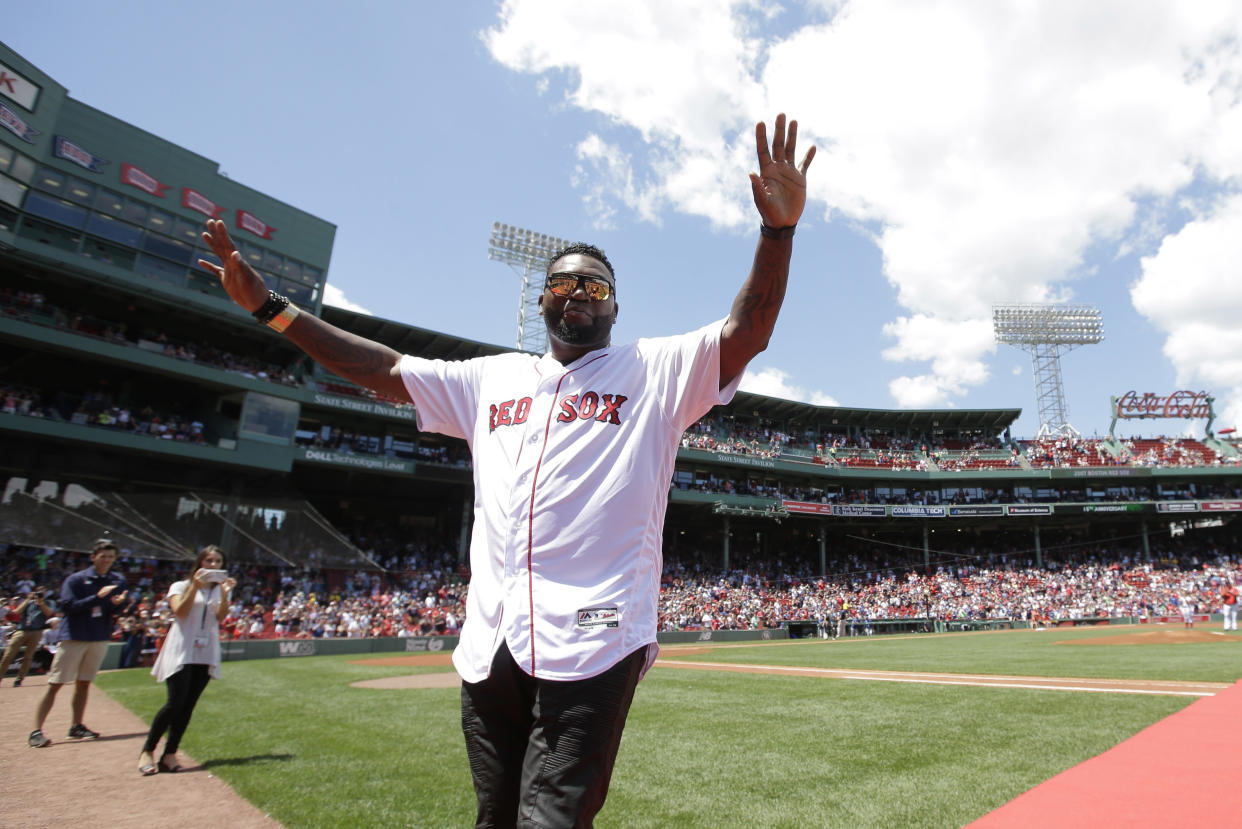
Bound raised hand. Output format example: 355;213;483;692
750;113;816;229
199;218;269;313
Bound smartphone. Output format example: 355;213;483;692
201;569;229;583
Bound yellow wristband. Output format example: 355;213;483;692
267;304;300;333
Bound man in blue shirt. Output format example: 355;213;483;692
28;539;128;748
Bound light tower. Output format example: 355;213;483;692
488;223;572;353
993;303;1104;438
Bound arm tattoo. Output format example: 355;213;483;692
285;315;402;391
299;326;391;375
729;243;791;347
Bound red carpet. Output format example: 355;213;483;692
968;680;1242;827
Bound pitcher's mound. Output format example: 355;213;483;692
1061;629;1236;645
349;653;457;689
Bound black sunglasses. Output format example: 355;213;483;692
545;272;614;302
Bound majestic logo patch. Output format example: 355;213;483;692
577;606;620;628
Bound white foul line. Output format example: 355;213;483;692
655;660;1221;697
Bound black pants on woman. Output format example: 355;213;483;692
143;663;211;755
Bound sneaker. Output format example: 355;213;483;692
13;679;21;686
68;723;100;740
28;729;50;748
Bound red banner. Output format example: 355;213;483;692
1201;501;1242;512
236;209;275;239
120;163;168;197
1114;390;1211;420
181;187;222;218
783;501;834;515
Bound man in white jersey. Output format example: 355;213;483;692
200;113;814;828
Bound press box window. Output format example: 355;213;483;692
9;154;35;184
86;212;144;247
241;242;263;270
121;198;147;225
173;217;201;244
94;188;125;216
65;177;94;206
281;279;312;305
136;253;188;286
141;231;194;265
146;207;173;233
239;392;299;446
33;167;65;195
23;191;88;229
0;175;27;209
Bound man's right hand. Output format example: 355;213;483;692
97;584;118;598
198;219;269;313
196;220;409;403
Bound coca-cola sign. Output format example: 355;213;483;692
1114;390;1211;420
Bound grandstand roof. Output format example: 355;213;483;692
322;306;514;362
728;391;1021;433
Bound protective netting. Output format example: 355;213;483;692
0;476;381;569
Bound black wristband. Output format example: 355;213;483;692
760;223;796;240
252;291;290;325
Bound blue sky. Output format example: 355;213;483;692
10;1;1242;439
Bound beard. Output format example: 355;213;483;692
544;307;615;347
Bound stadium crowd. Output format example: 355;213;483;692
5;529;1239;675
2;287;302;387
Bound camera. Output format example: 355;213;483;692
201;569;229;584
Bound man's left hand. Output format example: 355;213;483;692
750;113;815;229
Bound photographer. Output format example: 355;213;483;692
0;586;55;686
138;545;235;776
29;538;129;748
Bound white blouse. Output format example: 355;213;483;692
151;580;223;682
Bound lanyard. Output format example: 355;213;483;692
199;584;215;629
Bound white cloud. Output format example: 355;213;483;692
322;283;372;315
572;135;662;228
881;315;994;406
1131;192;1242;428
484;0;766;228
486;0;1242;408
740;366;839;406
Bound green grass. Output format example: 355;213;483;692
99;658;474;827
96;626;1238;828
668;627;1242;682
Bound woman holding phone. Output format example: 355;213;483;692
138;545;235;775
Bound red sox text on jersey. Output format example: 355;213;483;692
489;393;628;432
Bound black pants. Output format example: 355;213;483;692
461;642;646;829
143;663;211;754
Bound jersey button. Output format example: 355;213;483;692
528;434;540;445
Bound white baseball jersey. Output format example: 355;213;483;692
399;318;740;682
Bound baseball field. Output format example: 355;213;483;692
71;625;1239;828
